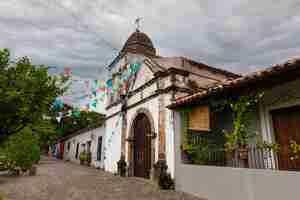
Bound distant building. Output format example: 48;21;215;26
63;126;105;168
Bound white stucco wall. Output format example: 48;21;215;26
63;126;105;168
132;62;154;90
176;163;300;200
164;93;175;177
104;114;122;173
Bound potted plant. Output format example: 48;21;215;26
256;134;280;153
224;93;264;161
29;165;37;176
86;152;92;166
180;144;193;164
289;140;300;161
224;130;238;160
191;145;211;165
238;144;248;160
79;151;87;165
224;123;251;160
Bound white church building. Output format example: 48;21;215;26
103;28;239;178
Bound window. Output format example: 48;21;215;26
188;106;210;131
67;142;71;152
97;136;103;161
75;143;80;159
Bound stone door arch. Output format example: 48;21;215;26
128;108;156;178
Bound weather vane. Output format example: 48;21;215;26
135;17;142;31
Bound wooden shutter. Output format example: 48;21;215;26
188;106;210;131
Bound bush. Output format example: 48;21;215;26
0;151;8;171
86;152;92;165
79;151;87;164
158;173;175;190
3;127;40;172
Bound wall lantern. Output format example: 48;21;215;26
146;132;157;139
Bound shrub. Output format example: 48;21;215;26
158;173;175;190
0;151;8;171
4;127;40;172
79;151;87;164
86;152;92;165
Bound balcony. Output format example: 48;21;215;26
182;134;300;171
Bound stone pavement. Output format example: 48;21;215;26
0;158;204;200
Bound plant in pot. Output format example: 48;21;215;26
86;152;92;166
29;165;37;176
224;130;238;160
236;127;249;160
224;93;263;161
180;143;194;164
289;140;300;161
79;151;87;165
191;145;211;165
256;134;280;154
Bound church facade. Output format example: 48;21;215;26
103;29;239;178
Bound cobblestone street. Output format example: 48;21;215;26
0;158;203;200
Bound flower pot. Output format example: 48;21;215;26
238;146;248;160
181;150;192;164
9;169;20;177
225;151;234;161
29;165;37;176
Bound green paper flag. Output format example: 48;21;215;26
92;101;97;108
72;111;81;118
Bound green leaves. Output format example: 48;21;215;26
290;140;300;160
224;92;264;150
2;127;40;171
0;48;65;143
0;48;9;69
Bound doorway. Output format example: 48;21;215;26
272;106;300;170
133;113;152;178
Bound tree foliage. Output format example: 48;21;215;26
56;110;105;137
224;92;264;151
2;127;40;171
0;48;67;143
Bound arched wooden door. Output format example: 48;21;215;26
133;113;152;178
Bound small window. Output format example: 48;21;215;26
97;136;103;161
75;143;80;159
188;106;210;131
67;142;71;152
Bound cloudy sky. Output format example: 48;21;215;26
1;0;300;80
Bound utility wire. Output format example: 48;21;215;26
37;0;120;52
24;0;119;75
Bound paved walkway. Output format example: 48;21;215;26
0;158;203;200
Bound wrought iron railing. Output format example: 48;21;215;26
182;144;280;170
186;133;300;171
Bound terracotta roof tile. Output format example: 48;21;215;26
168;58;300;109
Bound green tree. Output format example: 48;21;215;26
0;48;67;143
3;127;40;171
30;119;60;149
57;110;105;137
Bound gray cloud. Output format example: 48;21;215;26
0;0;300;79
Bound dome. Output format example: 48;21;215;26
121;30;156;56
